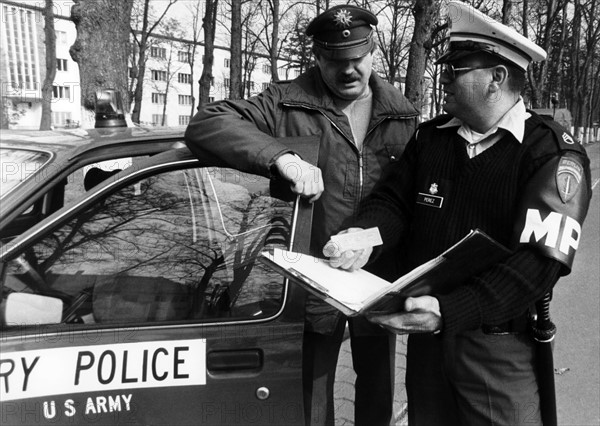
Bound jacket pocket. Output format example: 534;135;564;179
384;143;403;162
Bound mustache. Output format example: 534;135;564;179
338;74;360;83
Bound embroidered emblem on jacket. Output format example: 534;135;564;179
556;156;583;203
562;133;575;145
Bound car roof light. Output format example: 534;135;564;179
95;89;127;128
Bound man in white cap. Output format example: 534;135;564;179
325;2;592;425
185;4;419;425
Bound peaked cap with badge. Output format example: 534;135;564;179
306;5;378;60
437;1;547;70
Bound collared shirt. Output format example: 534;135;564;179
437;98;530;158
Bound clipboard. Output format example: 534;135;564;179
259;229;512;316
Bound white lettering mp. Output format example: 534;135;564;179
519;209;581;255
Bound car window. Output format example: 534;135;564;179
0;147;51;198
2;155;152;242
1;166;294;326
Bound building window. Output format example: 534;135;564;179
224;78;230;89
247;81;255;92
179;115;190;126
152;70;167;81
52;85;71;99
224;58;230;68
55;30;67;44
52;111;72;127
262;82;270;91
208;97;215;103
151;92;166;104
178;50;190;62
262;64;270;74
151;46;167;58
178;73;191;84
152;114;166;126
2;5;40;91
57;59;68;71
178;95;192;105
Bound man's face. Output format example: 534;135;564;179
316;52;373;100
439;55;494;120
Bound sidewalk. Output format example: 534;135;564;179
334;331;408;425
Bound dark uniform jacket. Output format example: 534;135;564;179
185;67;419;334
354;111;591;334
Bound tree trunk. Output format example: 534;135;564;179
501;0;512;24
523;0;541;108
569;0;582;129
405;0;438;112
188;2;203;117
131;0;151;124
199;0;218;107
131;40;148;124
70;0;133;124
40;0;56;130
270;0;280;82
230;1;243;100
130;0;177;124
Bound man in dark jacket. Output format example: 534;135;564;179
326;2;592;425
185;5;419;425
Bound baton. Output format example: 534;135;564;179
531;292;557;426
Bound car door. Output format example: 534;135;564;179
0;145;315;425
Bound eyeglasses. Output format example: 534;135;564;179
441;63;494;80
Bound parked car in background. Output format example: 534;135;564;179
0;126;317;425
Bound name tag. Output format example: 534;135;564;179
417;192;444;208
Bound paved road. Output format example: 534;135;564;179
553;140;600;425
334;141;600;425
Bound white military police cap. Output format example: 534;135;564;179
436;1;547;70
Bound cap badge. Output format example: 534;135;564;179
429;183;439;195
333;9;353;28
556;156;583;203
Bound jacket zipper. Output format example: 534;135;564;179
281;102;410;206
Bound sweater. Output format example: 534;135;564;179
354;113;584;334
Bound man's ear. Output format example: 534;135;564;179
488;65;508;95
491;65;509;86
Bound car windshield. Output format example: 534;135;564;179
0;147;51;198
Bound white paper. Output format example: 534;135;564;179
329;227;383;252
265;249;392;309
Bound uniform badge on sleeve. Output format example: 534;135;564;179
556;156;583;203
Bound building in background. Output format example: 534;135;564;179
0;0;300;129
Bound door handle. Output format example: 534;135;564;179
207;349;263;372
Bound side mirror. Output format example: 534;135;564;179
3;293;63;326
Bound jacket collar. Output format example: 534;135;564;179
437;98;529;143
281;67;419;119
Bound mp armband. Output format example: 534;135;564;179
513;152;591;273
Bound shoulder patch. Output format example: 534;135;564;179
556;155;584;203
530;110;585;154
524;110;586;156
561;132;575;145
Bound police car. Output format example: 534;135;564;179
0;124;315;425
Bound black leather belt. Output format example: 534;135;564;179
482;314;530;335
